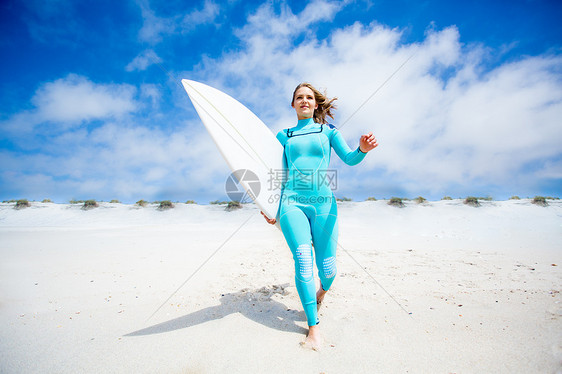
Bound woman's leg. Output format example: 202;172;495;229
301;200;338;351
279;206;318;327
312;199;339;293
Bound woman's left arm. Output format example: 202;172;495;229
359;132;379;153
331;129;379;166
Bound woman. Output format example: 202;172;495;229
262;83;378;350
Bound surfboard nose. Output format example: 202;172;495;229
181;79;197;92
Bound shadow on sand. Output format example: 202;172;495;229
125;284;307;337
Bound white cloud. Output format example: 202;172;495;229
190;0;345;120
189;2;562;198
1;74;138;133
3;1;561;202
126;49;163;71
140;83;162;108
33;75;137;123
137;0;176;44
238;0;341;41
0;120;229;202
137;0;221;44
180;0;220;32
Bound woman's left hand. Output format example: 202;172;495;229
359;132;379;153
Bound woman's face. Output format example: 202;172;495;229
292;86;317;120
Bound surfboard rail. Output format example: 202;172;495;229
181;79;284;220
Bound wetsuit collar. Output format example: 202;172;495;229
287;117;322;137
295;117;315;128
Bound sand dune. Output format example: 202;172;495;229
1;200;560;373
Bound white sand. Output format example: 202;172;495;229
0;200;560;373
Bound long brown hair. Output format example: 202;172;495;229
291;83;337;124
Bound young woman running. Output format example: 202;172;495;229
262;83;378;350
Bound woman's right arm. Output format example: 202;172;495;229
261;129;286;225
261;211;276;224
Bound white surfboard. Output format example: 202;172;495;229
181;79;284;219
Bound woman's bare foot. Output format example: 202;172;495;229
300;325;322;351
316;286;327;311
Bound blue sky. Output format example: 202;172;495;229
1;0;561;203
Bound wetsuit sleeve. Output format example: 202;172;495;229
330;129;367;166
276;130;285;145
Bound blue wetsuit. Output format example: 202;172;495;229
276;117;366;326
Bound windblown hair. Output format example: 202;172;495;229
291;83;337;124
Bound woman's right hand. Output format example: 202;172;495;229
261;211;276;225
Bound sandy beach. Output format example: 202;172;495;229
1;199;560;373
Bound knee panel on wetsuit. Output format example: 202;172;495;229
322;255;337;279
295;243;313;282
